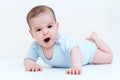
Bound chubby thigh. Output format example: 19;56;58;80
77;40;97;65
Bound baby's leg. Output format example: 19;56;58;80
87;32;113;64
92;49;113;64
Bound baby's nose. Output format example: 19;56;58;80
42;29;48;35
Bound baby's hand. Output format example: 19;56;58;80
66;67;82;75
25;62;43;72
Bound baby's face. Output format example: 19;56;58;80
29;13;58;49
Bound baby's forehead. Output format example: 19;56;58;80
38;11;53;16
29;13;56;28
36;11;56;21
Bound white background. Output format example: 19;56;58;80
0;0;120;59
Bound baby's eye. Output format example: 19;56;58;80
36;29;41;32
48;25;53;28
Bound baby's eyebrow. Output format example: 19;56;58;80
33;26;41;30
47;22;54;25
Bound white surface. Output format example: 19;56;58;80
0;0;120;58
0;54;119;80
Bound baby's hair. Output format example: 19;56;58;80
26;5;56;28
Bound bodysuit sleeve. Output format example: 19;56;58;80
58;34;79;55
25;41;39;62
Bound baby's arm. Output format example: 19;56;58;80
66;46;82;75
24;58;43;72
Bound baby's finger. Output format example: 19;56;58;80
36;67;43;71
71;69;75;75
31;68;36;72
25;67;32;72
66;69;71;74
75;69;80;75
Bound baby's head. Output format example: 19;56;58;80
26;5;59;48
27;5;57;28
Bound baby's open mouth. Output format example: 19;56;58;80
44;37;50;43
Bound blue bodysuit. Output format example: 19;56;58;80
25;33;97;68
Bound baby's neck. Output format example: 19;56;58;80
42;46;54;60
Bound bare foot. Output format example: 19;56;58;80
86;32;98;42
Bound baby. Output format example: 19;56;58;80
24;5;113;75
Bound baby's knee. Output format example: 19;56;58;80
108;53;113;64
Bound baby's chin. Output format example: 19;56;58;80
42;40;55;48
